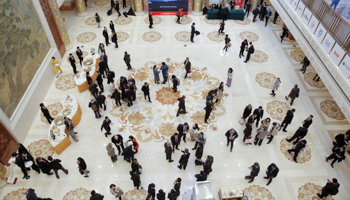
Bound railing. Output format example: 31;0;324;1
300;0;350;55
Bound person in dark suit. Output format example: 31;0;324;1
99;57;108;78
203;155;213;175
273;11;279;24
176;95;186;117
195;143;204;160
130;171;141;189
88;98;101;118
259;2;267;21
103;27;110;46
222;6;229;20
281;108;295;132
287;126;308;144
15;143;29;155
40;103;54;124
148;183;156;199
107;70;115;84
225;129;238;152
174;178;181;196
22;188;53;200
112;134;124;155
114;1;121;16
245;1;251;17
141;82;151;102
168;189;177;200
264;163;279;185
48;156;68;179
205;99;214;123
109;20;115;32
112;89;122;106
302;115;313;128
285;84;300;106
242;104;252;119
317;179;340;199
190;23;196;43
195;170;207;181
110;0;115;10
245;162;260;183
90;190;104;200
223;34;231;52
253;106;264;127
172;75;178;93
126;87;133;107
265;9;271;27
149;12;153;29
326;147;346;168
77;157;89;177
164;141;173;162
111;30;118;48
171;133;180;152
178;148;190;170
86;72;93;85
239;39;248;58
76;47;84;66
280;26;288;43
252;6;260;22
36;157;53;175
157;190;166;200
300;56;310;74
184;57;191;79
332;132;349;151
96;91;106;111
15;152;40;179
244;42;254;63
96;71;104;92
101;116;112;137
124;51;132;70
243;117;254;144
177;123;189;143
122;0;126;8
68;53;78;74
288;140;307;163
218;20;225;34
89;83;98;97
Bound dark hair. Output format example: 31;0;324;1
259;106;262;109
91;190;96;195
177;178;182;182
125;51;127;54
162;62;165;65
153;65;156;69
144;82;148;85
228;68;233;73
292;108;296;112
192;23;195;25
310;115;313;118
40;103;44;107
129;136;134;140
110;184;116;188
105;116;108;119
272;122;277;126
249;42;252;45
332;178;338;183
48;156;53;161
147;194;152;199
12;152;17;157
184;122;188;126
69;53;72;56
77;46;80;49
159;189;164;193
86;72;90;75
52;57;55;59
271;163;276;168
174;133;178;136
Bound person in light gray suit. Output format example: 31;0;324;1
254;127;268;146
106;143;117;163
270;78;280;97
153;65;160;84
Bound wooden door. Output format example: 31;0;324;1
0;123;17;166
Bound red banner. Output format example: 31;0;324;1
236;0;243;8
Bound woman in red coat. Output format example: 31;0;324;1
129;136;139;153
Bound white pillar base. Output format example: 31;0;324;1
135;11;146;16
191;11;202;16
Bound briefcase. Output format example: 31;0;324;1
107;10;112;16
226;43;231;47
195;31;200;36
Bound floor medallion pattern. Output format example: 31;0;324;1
84;16;103;26
144;16;162;25
55;74;77;91
63;188;91;200
114;16;133;25
239;31;259;42
266;100;291;121
3;188;27;200
298;183;334;200
250;50;268;63
234;17;251;25
142;31;162;42
123;189;147;200
109;31;130;42
66;51;89;63
280;137;311;164
76;32;97;43
110;60;227;142
27;139;55;159
93;0;109;6
320;100;346;120
175;31;191;42
255;72;277;89
303;72;325;88
173;16;192;25
243;185;275;200
204;16;222;25
207;31;225;42
290;49;305;62
40;102;63;124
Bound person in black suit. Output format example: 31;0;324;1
287;126;308;144
107;70;115;84
68;53;78;74
265;9;271;27
110;0;115;10
177;123;189;143
15;143;29;155
130;171;141;189
96;71;104;92
76;46;84;66
259;2;267;21
204;99;214;123
281;108;295;132
172;75;178;93
89;83;98;97
22;188;53;200
149;12;153;29
36;157;53;175
112;89;122;106
48;156;68;179
184;57;191;79
126;87;133;107
317;178;340;199
101;116;112;137
86;72;93;85
242;104;252;120
245;162;260;183
96;91;107;111
168;189;177;200
326;147;346;168
111;30;118;48
99;59;108;78
222;6;229;20
112;134;124;155
109;20;115;33
40;103;54;124
300;56;310;74
164;142;173;162
252;6;260;22
190;23;195;43
178;148;190;170
114;1;121;16
218;20;225;34
253;106;264;127
195;143;204;160
288;140;307;163
148;183;156;199
243;117;254;144
176;95;186;117
15;152;40;179
90;190;104;200
273;11;279;24
223;34;231;52
141;82;151;103
103;27;110;46
245;1;251;17
280;26;288;43
157;190;166;200
89;98;101;118
203;155;213;175
302;115;313;128
239;39;248;58
225;129;238;152
195;171;207;181
124;51;132;70
264;163;279;185
332;132;349;151
244;42;254;63
174;178;181;196
171;133;180;152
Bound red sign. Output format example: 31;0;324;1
236;0;243;8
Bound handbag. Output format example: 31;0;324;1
226;43;231;47
239;117;245;125
187;71;192;78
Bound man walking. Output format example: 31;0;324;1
149;12;153;29
176;95;187;117
190;23;196;43
285;84;299;106
265;9;271;27
96;91;107;111
141;82;152;103
114;1;121;17
184;57;191;79
103;27;110;46
300;56;310;74
264;163;279;186
259;2;267;21
48;156;69;179
225;129;238;152
164;142;173;162
302;115;313;128
280;26;288;43
245;1;251;17
124;51;132;70
68;53;78;74
178;148;190;170
171;133;180;152
96;71;104;92
89;98;101;118
76;46;84;66
270;78;280;97
64;117;79;142
252;6;260;22
40;103;54;124
101;116;112;137
287;140;307;163
281;108;295;132
204;99;214;123
244;42;254;63
160;62;169;84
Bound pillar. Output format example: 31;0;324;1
48;0;70;47
76;0;87;17
192;0;203;16
134;0;145;15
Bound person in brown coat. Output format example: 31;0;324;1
106;143;117;162
285;84;300;106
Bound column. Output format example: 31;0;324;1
192;0;203;16
251;0;259;10
76;0;87;17
134;0;145;15
48;0;70;47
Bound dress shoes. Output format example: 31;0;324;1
282;130;287;132
177;165;182;170
248;180;253;183
169;160;174;162
263;177;268;179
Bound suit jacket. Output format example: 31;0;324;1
195;146;203;159
171;135;180;145
266;164;279;177
247;45;254;54
103;30;108;39
101;120;111;131
322;182;339;196
141;85;150;95
195;173;207;181
111;134;123;144
174;182;181;192
177;124;187;135
89;83;98;94
15;154;34;169
294;127;308;138
157;192;166;200
26;188;39;200
294;141;306;151
250;165;260;177
164;143;172;154
288;87;299;99
184;60;191;72
90;193;104;200
178;97;185;108
242;106;252;118
253;108;264;118
303;118;312;128
179;153;190;164
96;94;106;105
283;110;294;124
149;14;153;23
76;50;83;59
225;129;238;140
335;134;348;147
86;75;93;85
78;159;87;170
99;60;107;71
205;101;214;112
191;25;195;35
112;33;117;42
246;3;251;11
69;56;76;65
41;107;50;116
168;192;177;200
253;8;260;16
244;123;252;136
110;23;115;31
124;54;131;63
112;90;121;100
37;158;51;173
48;159;62;170
96;74;103;85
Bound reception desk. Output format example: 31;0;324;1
75;54;100;93
207;9;245;20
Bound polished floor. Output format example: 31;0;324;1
1;1;350;200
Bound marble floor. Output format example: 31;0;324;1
1;1;350;199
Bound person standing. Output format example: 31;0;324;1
252;6;260;22
218;20;225;34
160;62;169;84
89;83;98;97
265;9;271;27
254;126;268;146
77;157;89;177
223;34;231;52
245;162;260;183
204;99;214;123
101;116;112;137
203;155;214;175
15;152;40;179
171;75;178;93
273;11;279;24
48;156;68;179
174;178;182;196
141;82;152;102
178;148;190;170
302;115;313;128
164;141;174;162
300;56;310;74
51;57;62;78
153;65;160;84
64;117;79;142
110;184;124;200
96;91;107;111
130;170;141;189
326;147;346;168
176;8;183;24
195;143;204;161
195;171;207;181
89;98;101;118
110;0;115;10
245;1;251;17
287;126;308;145
239;39;248;58
253;106;264;127
190;23;196;43
76;47;84;66
106;143;117;163
122;0;126;8
330;0;341;10
184;57;191;79
226;129;238;152
176;95;187;117
112;134;124;155
266;122;280;144
149;12;153;29
68;53;78;74
243;117;254;144
148;183;156;199
242;104;252;121
40;103;54;124
317;178;340;199
110;20;115;32
96;71;104;92
244;42;254;63
280;26;289;43
157;190;166;200
86;72;93;85
171;133;180;152
177;122;189;143
226;68;233;87
259;2;267;21
285;84;300;106
124;51;132;70
112;89;122;106
111;30;118;48
95;13;101;28
264;163;279;186
114;1;121;17
287;139;307;163
103;26;110;46
281;108;295;132
270;78;281;97
193;132;206;150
